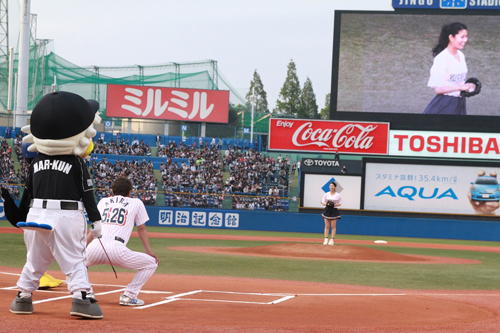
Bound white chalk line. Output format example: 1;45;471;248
135;290;297;309
2;271;500;310
136;290;203;309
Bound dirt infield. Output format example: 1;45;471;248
1;229;499;332
168;243;482;264
1;268;499;333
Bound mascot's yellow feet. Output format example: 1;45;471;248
39;273;63;288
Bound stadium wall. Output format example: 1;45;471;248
144;206;500;242
2;203;499;241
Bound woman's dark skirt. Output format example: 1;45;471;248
322;206;341;220
423;94;466;115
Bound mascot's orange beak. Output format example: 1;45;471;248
82;141;94;158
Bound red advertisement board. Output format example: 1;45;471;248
106;84;229;123
268;118;390;155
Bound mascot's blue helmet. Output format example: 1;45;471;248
21;142;37;159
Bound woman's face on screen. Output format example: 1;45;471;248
449;29;468;50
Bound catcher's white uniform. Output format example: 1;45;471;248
86;195;158;299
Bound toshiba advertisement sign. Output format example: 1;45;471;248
106;84;229;123
268;118;389;154
390;130;500;160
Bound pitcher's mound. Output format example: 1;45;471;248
169;243;480;264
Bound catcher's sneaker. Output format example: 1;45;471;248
323;238;328;245
10;292;33;315
120;294;145;306
70;292;103;319
328;238;334;246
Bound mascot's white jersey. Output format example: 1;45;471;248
97;195;149;244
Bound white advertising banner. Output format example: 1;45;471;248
303;174;361;209
364;162;500;215
390;130;500;160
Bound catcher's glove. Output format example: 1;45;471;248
461;77;481;98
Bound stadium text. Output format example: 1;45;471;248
398;0;432;5
276;120;293;128
375;186;458;201
292;123;377;149
269;119;389;154
393;134;500;154
303;159;340;167
469;0;500;6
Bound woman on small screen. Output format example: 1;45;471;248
321;182;342;246
423;22;476;115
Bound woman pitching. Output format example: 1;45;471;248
321;182;342;246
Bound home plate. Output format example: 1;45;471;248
374;240;388;244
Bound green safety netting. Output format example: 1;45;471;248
0;40;272;137
0;41;245;111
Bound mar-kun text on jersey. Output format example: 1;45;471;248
33;159;72;174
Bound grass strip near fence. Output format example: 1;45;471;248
1;224;499;291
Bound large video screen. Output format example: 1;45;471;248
330;10;500;132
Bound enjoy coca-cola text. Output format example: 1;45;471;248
291;122;377;149
269;119;389;154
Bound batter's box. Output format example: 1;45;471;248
135;290;296;309
183;290;295;304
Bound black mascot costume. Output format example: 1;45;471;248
3;91;103;319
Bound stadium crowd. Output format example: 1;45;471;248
160;141;224;208
223;149;291;211
93;137;152;156
90;157;158;205
0;138;21;199
1;134;293;211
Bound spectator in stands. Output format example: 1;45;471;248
159;144;223;209
91;158;157;205
0;138;20;199
225;149;290;211
93;140;151;157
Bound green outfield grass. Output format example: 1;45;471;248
1;222;499;290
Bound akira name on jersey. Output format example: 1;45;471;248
97;195;149;245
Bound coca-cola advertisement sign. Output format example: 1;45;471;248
106;84;229;123
268;118;389;154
